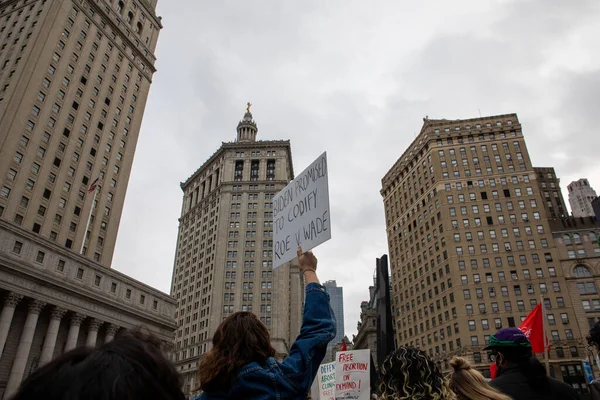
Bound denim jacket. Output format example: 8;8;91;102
196;282;336;400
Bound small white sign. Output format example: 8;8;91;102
335;350;370;400
272;152;331;268
317;362;336;400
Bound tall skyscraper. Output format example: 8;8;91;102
568;179;598;218
534;167;567;218
0;1;175;398
0;0;161;266
323;280;344;360
171;107;304;395
381;114;585;383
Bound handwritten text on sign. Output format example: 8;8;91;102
317;362;336;400
273;152;331;268
335;350;370;400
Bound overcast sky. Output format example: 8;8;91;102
112;0;600;339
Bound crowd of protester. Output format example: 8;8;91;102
6;248;598;400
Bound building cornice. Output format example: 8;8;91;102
180;140;294;190
0;220;175;303
381;113;520;195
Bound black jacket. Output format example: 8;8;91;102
490;366;581;400
590;378;600;400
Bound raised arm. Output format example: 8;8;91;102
279;247;336;392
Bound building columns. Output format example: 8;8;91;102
64;313;86;352
4;299;46;398
38;307;67;365
105;324;119;343
0;292;23;359
85;319;103;347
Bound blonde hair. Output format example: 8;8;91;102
448;357;511;400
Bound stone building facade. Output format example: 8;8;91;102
0;0;162;267
171;108;304;396
568;179;598;218
548;217;600;392
0;220;176;399
534;167;568;219
0;0;177;397
380;114;589;395
352;298;377;369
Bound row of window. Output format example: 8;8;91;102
11;239;158;308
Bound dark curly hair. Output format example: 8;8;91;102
377;346;455;400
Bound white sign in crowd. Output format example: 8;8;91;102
316;350;371;400
272;152;331;268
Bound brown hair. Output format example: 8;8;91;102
198;312;276;391
449;357;511;400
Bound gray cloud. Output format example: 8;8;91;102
112;0;600;340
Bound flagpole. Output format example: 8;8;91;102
80;187;98;254
541;296;550;375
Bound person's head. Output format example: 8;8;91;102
449;357;511;400
377;346;455;400
484;328;548;391
587;321;600;352
198;312;275;392
10;329;184;400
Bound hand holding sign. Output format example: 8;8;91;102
297;246;319;284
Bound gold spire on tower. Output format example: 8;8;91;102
246;102;252;113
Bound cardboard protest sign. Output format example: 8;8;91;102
317;362;336;400
335;350;370;400
272;152;331;268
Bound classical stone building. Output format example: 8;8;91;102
380;114;588;394
568;179;598;218
0;0;177;398
171;108;304;395
0;221;176;399
352;287;378;368
548;216;600;391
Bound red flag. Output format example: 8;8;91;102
519;304;548;353
340;341;347;352
88;177;100;193
490;363;497;380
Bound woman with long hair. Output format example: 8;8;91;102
448;357;511;400
196;247;336;399
377;346;455;400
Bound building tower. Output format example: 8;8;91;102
534;168;568;219
568;179;598;218
323;280;344;360
0;0;162;267
381;114;585;385
0;1;176;398
171;107;304;396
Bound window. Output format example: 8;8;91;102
76;268;84;279
12;241;23;254
573;265;592;277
